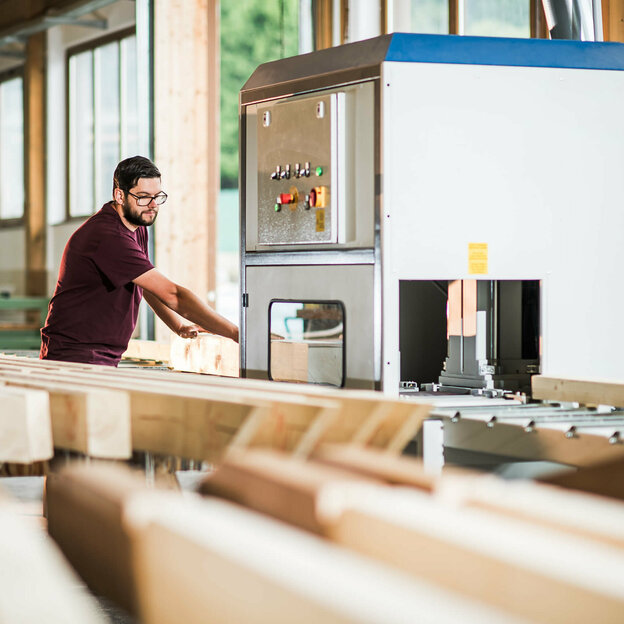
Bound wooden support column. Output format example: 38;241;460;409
24;32;47;297
603;0;624;41
313;0;333;49
531;0;549;38
449;0;461;34
153;0;218;341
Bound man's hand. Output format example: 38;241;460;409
177;323;205;339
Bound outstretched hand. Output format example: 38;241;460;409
177;323;205;339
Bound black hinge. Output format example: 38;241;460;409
242;293;249;308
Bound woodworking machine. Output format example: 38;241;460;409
239;34;624;398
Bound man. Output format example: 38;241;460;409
40;156;238;366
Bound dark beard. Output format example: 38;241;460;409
122;198;157;227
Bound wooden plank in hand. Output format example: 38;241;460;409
170;333;239;377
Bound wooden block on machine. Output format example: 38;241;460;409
170;332;239;377
198;449;378;534
125;492;527;624
0;489;106;623
122;339;171;363
0;385;53;463
325;486;624;624
532;376;624;408
539;457;624;502
270;339;308;382
46;463;174;615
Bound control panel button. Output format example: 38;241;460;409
304;161;311;177
274;203;281;212
315;166;323;176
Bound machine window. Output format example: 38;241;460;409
269;300;345;387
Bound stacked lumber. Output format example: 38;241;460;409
43;450;624;624
45;462;527;624
0;485;106;623
0;354;431;466
196;448;624;624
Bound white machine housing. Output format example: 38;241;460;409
240;34;624;394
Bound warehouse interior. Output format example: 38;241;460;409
1;1;624;622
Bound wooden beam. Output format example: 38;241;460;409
532;375;624;407
0;374;131;459
24;32;47;296
169;333;239;377
0;385;52;463
198;449;378;534
0;355;432;455
0;358;342;460
153;0;217;341
603;0;624;41
540;457;624;502
126;491;520;624
122;339;171;363
46;463;160;616
327;488;624;623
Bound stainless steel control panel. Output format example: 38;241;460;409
256;92;346;245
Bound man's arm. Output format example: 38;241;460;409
134;268;239;342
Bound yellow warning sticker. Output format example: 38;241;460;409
468;243;488;274
316;208;325;232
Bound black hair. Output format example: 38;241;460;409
113;156;161;195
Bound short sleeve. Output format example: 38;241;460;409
92;231;154;287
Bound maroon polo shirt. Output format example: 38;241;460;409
40;202;155;366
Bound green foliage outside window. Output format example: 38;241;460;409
220;0;299;189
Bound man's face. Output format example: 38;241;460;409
122;177;163;227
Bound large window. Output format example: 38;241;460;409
0;71;24;222
67;30;139;218
217;1;300;321
388;0;531;37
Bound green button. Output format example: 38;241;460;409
274;203;281;212
315;166;323;176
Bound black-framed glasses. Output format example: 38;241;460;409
127;191;168;206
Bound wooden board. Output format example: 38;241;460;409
0;373;131;459
540;457;624;502
170;333;239;377
0;491;106;623
312;444;440;490
0;385;53;463
532;376;624;408
198;449;378;534
125;492;525;624
122;339;171;363
326;487;624;624
46;463;166;615
0;358;341;460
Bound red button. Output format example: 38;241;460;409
278;193;294;204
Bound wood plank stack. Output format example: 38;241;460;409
41;447;624;624
0;354;431;466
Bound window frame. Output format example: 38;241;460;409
0;66;25;228
65;26;136;222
